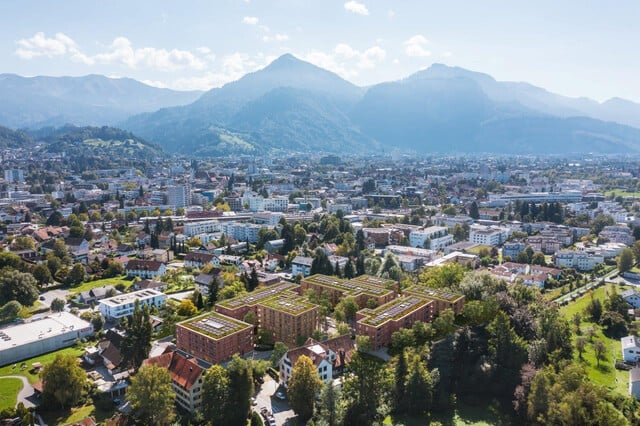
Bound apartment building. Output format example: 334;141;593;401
99;289;167;320
259;294;318;346
404;286;466;315
300;274;396;308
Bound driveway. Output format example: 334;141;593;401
254;375;296;426
39;289;70;307
0;375;38;408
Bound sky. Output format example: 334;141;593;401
1;0;639;102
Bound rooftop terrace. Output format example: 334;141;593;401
100;289;165;307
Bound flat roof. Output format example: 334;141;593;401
359;296;431;327
178;312;252;340
100;289;166;307
217;282;299;309
0;312;92;350
259;294;317;315
303;274;393;297
404;285;464;303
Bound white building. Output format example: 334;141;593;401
0;312;93;366
409;226;454;250
468;225;510;246
292;256;314;277
623;335;640;363
99;289;167;320
553;250;604;271
247;196;289;212
167;185;191;208
4;169;24;183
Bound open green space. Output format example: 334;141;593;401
385;400;513;425
604;190;640;199
0;346;84;384
560;282;632;396
41;402;115;425
0;377;22;411
70;275;133;294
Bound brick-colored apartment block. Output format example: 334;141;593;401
175;312;253;364
404;286;465;315
300;274;396;308
356;296;434;350
259;294;318;346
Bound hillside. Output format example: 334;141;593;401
0;126;34;149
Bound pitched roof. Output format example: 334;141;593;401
126;259;164;271
143;351;204;390
622;335;640;350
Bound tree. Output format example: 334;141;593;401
227;355;253;425
207;277;219;307
342;352;389;426
288;355;323;422
586;298;603;323
404;353;435;417
0;269;39;306
32;263;53;287
593;340;607;367
432;309;456;337
576;336;586;360
393;349;408;412
50;297;65;312
201;364;231;425
41;354;86;408
311;248;334;276
177;298;198;316
336;296;359;322
68;263;86;286
121;301;153;369
469;201;479;219
487;311;528;390
599;311;628;338
270;342;288;368
617;248;634;273
0;300;22;322
128;365;175;426
317;381;342;426
531;252;546;266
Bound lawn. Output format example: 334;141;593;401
559;282;631;396
41;402;115;425
70;275;134;294
0;346;84;384
0;377;22;411
385;400;513;425
604;190;640;199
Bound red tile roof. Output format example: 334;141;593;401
143;351;204;390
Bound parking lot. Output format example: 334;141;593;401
254;375;296;425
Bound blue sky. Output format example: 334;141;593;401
1;0;638;102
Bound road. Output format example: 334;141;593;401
554;269;619;305
0;375;37;408
38;288;69;308
254;375;295;426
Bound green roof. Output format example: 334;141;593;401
178;312;252;339
404;285;464;303
217;281;299;309
359;296;431;326
259;294;317;315
304;274;394;297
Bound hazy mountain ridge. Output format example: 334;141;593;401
4;55;640;155
0;74;202;129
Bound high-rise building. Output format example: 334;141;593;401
167;184;191;208
4;169;24;183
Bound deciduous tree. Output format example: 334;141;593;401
128;365;175;426
288;355;323;422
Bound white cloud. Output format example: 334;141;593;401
242;16;259;25
303;43;385;80
333;43;385;69
141;79;169;89
15;32;80;59
344;1;369;16
404;34;431;57
15;32;208;72
262;33;289;43
388;9;395;19
442;51;453;57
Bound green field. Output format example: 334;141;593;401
0;346;84;384
605;190;640;199
70;275;134;294
0;378;22;411
559;283;631;396
385;400;512;425
41;403;115;425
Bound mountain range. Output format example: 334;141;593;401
0;73;202;129
3;54;640;155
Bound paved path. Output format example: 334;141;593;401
554;269;619;304
0;375;36;408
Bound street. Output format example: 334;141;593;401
254;375;296;426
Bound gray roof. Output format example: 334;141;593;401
631;367;640;383
622;335;640;350
292;256;314;266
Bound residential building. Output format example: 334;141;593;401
259;294;318;346
291;256;314;277
215;281;299;321
279;335;354;388
0;312;93;366
631;368;640;400
300;274;396;308
502;242;526;259
356;296;434;350
184;252;219;268
622;335;640;363
143;350;206;414
622;289;640;309
99;289;167;320
175;312;253;364
404;286;466;315
4;169;24;183
409;226;454;250
468;225;509;246
167;185;191;208
125;259;167;279
553;250;604;271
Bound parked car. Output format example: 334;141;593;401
275;391;286;400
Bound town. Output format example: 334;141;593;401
1;151;640;425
